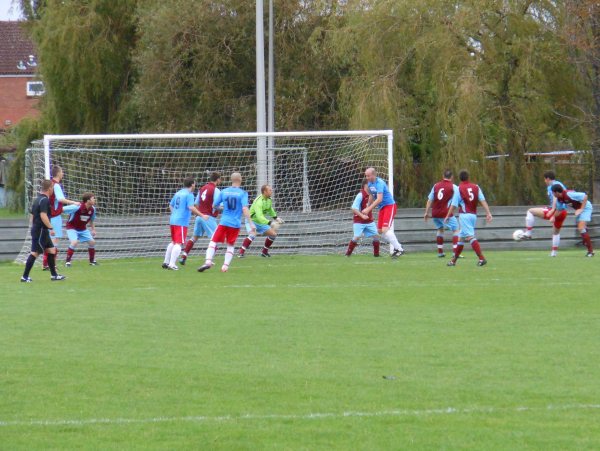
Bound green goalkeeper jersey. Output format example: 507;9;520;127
249;195;277;225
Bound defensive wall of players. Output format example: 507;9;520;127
2;205;599;261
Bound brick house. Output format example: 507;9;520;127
0;21;42;130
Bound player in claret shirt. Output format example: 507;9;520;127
445;170;493;267
179;172;222;265
345;180;380;257
423;170;460;258
551;185;594;257
62;192;98;267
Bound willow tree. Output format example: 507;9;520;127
25;0;137;133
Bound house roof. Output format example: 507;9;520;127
0;21;37;75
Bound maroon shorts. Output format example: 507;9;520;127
543;208;567;230
377;204;397;229
211;225;240;246
170;225;188;245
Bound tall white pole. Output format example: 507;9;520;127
43;135;51;179
267;0;275;187
256;0;268;194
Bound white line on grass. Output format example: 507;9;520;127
2;404;599;428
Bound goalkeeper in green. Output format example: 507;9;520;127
238;184;284;258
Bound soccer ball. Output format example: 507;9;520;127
512;229;525;241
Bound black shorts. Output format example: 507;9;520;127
30;228;54;254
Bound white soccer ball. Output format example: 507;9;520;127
512;229;525;241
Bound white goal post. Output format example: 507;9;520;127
17;130;393;261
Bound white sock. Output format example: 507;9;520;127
205;241;217;264
164;242;174;264
384;229;402;250
552;234;560;250
169;244;181;267
525;212;534;235
223;245;235;268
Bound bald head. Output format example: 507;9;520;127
230;172;242;186
365;167;377;183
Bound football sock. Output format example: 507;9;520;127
552;234;560;252
525;211;534;236
164;242;174;264
454;242;465;259
436;233;444;254
205;241;217;263
581;230;593;252
183;239;195;256
169;244;181;267
66;246;75;262
88;246;96;262
42;250;48;267
452;234;459;251
47;252;58;277
384;230;402;251
240;235;255;255
23;254;36;278
373;239;380;256
262;236;275;254
346;239;358;256
471;239;484;260
223;245;235;268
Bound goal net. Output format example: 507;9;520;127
17;131;393;262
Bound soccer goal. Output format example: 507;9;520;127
17;130;393;261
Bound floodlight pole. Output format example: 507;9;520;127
256;0;268;195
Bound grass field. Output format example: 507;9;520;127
1;250;599;449
0;207;25;219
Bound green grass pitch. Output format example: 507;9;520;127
1;250;599;449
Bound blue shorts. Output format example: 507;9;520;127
458;214;477;239
245;219;271;235
576;207;593;223
67;229;94;243
193;216;218;238
353;222;378;238
433;217;458;232
50;215;63;238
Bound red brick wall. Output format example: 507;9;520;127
0;77;41;127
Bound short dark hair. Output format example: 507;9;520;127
209;172;221;182
459;170;469;182
41;179;53;192
443;169;453;179
183;177;195;188
260;184;271;194
51;165;62;177
551;184;564;194
82;192;95;203
543;171;556;180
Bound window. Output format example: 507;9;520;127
26;81;45;97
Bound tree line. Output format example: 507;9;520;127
7;0;599;208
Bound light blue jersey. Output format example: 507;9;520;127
169;188;195;226
548;180;567;211
367;177;394;208
214;186;249;229
53;183;65;210
567;191;593;222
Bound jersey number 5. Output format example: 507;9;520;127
467;188;474;201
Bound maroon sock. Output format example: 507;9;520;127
436;235;444;254
183;239;195;255
346;240;358;256
454;244;464;260
88;247;96;262
373;240;380;256
452;235;459;248
581;232;593;253
262;237;275;254
42;250;48;267
240;237;253;255
66;247;75;263
471;239;484;260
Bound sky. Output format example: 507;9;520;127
0;0;23;21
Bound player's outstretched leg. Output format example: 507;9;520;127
180;238;196;265
222;245;235;272
198;241;217;272
238;235;255;258
523;210;535;239
447;240;465;266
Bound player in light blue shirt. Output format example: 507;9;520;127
163;177;202;270
551;184;594;256
198;172;255;273
361;168;404;257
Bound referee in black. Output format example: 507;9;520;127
21;179;66;282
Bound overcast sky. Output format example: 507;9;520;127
0;0;23;21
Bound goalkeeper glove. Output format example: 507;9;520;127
275;217;284;224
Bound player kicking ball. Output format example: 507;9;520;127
238;184;284;258
445;170;493;266
198;172;255;273
345;180;380;257
62;192;98;266
551;185;594;257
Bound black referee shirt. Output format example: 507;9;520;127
31;193;51;230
